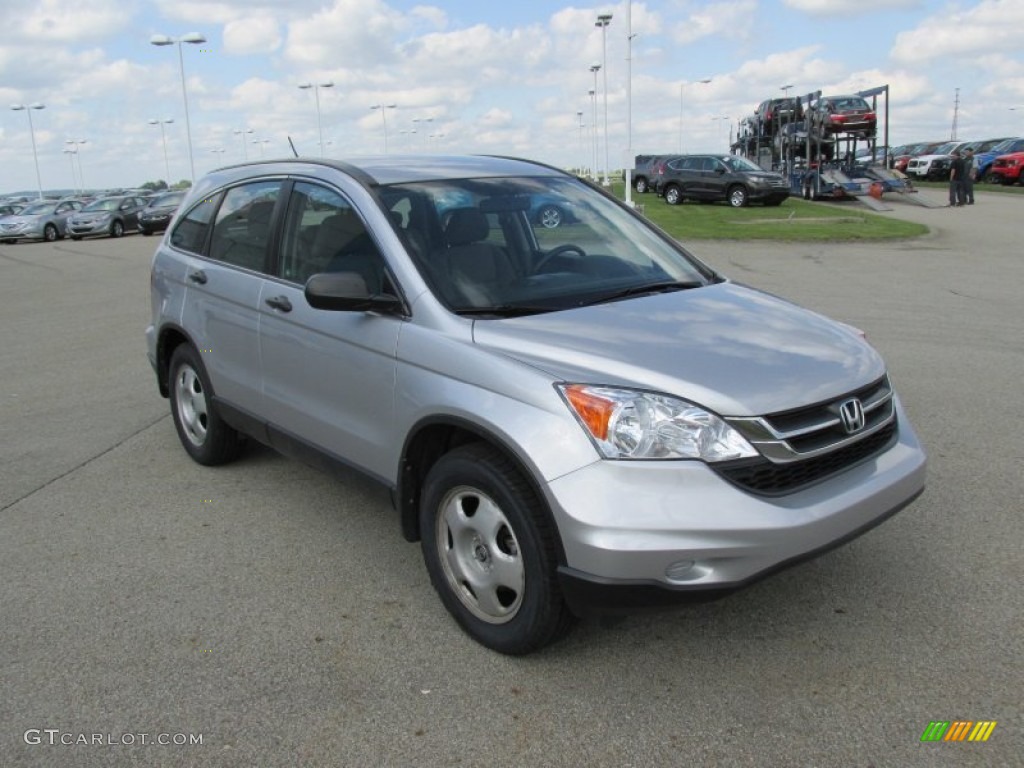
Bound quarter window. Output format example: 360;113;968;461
169;193;222;255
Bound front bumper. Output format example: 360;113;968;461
67;220;113;236
545;399;926;617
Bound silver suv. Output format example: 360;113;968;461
146;156;926;654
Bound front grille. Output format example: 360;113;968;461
717;420;897;495
717;376;898;495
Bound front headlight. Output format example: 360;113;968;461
558;384;757;461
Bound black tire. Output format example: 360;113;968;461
110;220;124;238
727;185;749;208
420;443;574;655
635;177;649;194
537;205;563;229
664;184;683;205
43;224;58;242
168;345;242;466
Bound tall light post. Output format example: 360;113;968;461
370;103;397;153
780;83;794;98
577;110;585;176
65;139;87;192
595;13;612;186
712;116;731;148
150;32;206;183
10;103;45;199
678;79;712;152
148;118;174;183
298;81;334;157
252;138;270;158
234;128;253;160
589;66;600;181
625;1;636;205
62;148;79;193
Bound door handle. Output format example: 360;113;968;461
188;269;207;284
265;295;292;312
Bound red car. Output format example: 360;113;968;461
808;95;877;137
989;152;1024;185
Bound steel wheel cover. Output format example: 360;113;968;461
435;486;524;624
174;363;209;447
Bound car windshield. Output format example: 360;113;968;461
720;155;762;172
20;203;52;215
933;142;959;155
379;175;715;316
83;199;120;212
989;138;1020;153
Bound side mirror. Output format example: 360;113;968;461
305;272;403;313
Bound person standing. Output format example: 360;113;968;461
948;150;965;207
962;148;976;204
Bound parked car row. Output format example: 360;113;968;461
0;191;185;243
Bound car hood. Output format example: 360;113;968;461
472;282;884;417
3;215;42;224
911;153;951;163
995;152;1024;160
143;205;180;213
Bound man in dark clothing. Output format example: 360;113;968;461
949;150;965;206
962;148;976;204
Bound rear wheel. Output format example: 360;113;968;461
664;185;683;205
537;205;563;229
635;177;649;194
420;444;573;655
168;345;242;466
728;185;749;208
110;220;124;238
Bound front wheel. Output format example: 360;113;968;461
168;345;242;466
43;224;59;242
537;205;563;229
420;444;573;655
110;220;124;238
728;185;749;208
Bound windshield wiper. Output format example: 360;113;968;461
453;304;556;318
578;280;704;307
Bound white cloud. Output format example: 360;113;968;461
14;0;131;43
671;1;757;45
223;16;282;55
784;0;920;16
285;0;409;66
891;0;1024;63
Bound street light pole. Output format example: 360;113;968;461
370;103;397;153
62;148;79;193
149;118;174;183
625;1;635;205
595;13;613;186
577;110;585;176
11;103;46;199
589;66;600;181
252;139;270;158
234;128;253;160
150;32;206;183
65;139;87;192
298;81;334;157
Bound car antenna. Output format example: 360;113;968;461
287;136;299;158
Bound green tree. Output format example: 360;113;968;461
170;179;193;191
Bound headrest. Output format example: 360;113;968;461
444;208;489;246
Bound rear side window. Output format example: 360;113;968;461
170;193;222;255
208;181;283;272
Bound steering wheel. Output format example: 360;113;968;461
533;243;586;273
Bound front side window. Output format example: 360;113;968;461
208;181;282;271
277;182;388;292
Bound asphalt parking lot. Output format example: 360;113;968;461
1;190;1021;767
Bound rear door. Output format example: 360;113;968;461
257;179;402;480
173;179;285;415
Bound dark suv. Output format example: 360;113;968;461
632;154;677;194
657;154;790;207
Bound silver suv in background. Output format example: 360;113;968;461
147;155;926;654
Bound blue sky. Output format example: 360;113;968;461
2;0;1022;193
